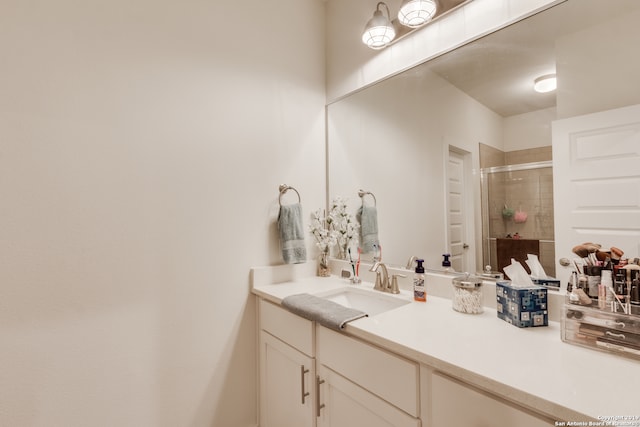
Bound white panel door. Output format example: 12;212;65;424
553;103;640;285
447;148;472;273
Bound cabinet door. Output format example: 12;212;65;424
317;325;419;416
317;365;420;427
430;372;551;427
260;331;315;427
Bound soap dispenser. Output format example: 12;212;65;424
414;259;426;302
442;254;453;273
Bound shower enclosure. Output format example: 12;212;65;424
480;161;555;277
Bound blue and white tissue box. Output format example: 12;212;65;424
496;281;548;328
531;277;561;289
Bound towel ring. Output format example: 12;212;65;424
279;184;301;206
358;189;377;207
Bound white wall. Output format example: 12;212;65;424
0;1;326;426
503;107;556;151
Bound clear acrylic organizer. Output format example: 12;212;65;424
562;298;640;361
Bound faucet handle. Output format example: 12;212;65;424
373;272;385;291
390;274;406;294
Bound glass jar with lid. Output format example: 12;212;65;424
452;273;484;314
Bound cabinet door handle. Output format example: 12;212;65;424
316;376;325;417
605;320;626;328
300;365;310;404
606;331;626;340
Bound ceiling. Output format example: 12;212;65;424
408;0;640;117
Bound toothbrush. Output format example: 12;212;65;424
348;248;356;277
356;247;361;277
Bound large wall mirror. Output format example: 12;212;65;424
327;0;640;276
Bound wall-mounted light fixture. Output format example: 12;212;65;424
362;2;396;49
398;0;438;28
533;74;557;93
362;0;439;49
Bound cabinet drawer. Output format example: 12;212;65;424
260;299;314;357
317;325;419;417
430;372;552;427
562;302;640;361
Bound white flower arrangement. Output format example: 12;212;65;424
328;196;359;259
309;197;359;259
309;208;337;253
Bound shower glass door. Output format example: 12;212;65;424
481;161;555;277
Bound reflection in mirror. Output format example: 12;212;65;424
480;157;555;278
328;66;490;272
327;0;640;275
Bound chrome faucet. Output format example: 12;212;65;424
369;262;404;294
370;262;390;292
406;256;418;270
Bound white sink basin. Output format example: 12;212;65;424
316;286;411;316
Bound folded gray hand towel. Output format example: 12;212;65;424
357;205;379;254
278;203;307;264
281;293;368;330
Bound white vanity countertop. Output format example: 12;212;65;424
252;272;640;423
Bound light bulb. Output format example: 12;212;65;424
362;3;396;49
398;0;437;28
534;74;557;93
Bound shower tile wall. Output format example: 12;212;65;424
505;146;552;165
481;144;556;277
480;143;552;167
496;168;554;240
479;143;506;168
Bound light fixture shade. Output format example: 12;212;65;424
534;74;557;93
398;0;437;28
362;3;396;49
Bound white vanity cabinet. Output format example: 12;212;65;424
425;369;553;427
258;298;420;427
316;326;420;427
257;295;558;427
258;299;316;427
